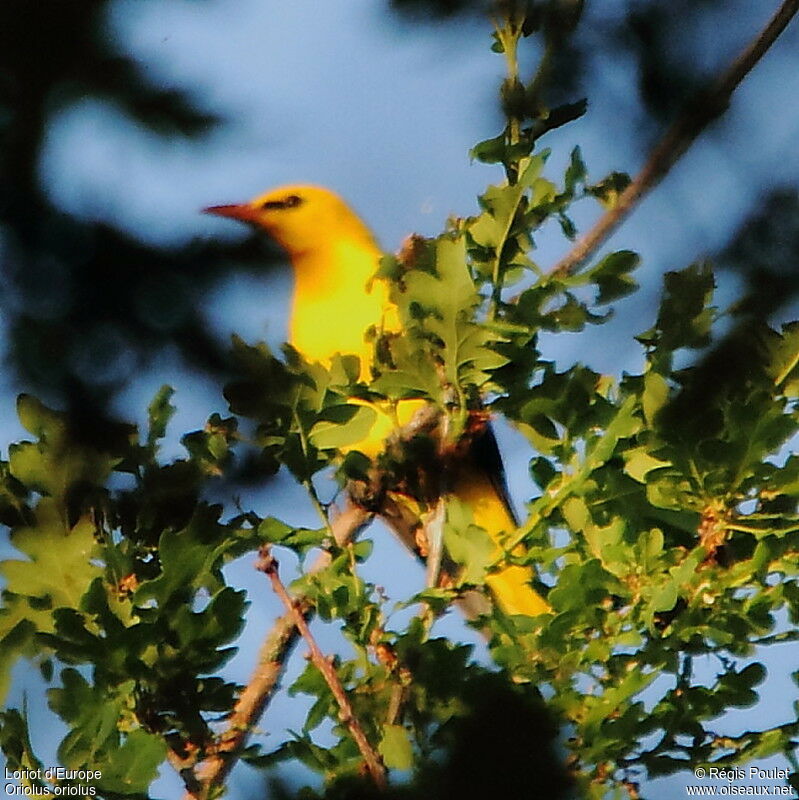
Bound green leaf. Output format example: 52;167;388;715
761;321;799;392
328;353;362;387
379;724;413;770
582;519;628;575
642;370;670;425
0;708;46;779
309;403;378;450
258;516;327;555
562;496;589;532
648;581;678;614
9;438;117;502
584;395;639;470
0;499;102;630
397;235;508;403
548;559;620;612
48;669;126;765
470;133;507;164
623;447;670;483
584;250;639;305
529;456;557;490
582;667;658;733
0;619;36;703
95;729;166;794
564;146;587;194
134;507;229;606
48;670;166;793
644;263;716;355
444;498;495;585
470;156;546;250
586;170;631;209
146;385;176;452
181;414;237;476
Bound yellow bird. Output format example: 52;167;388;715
205;185;548;616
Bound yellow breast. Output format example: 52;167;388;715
289;239;388;377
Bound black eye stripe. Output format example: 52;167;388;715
261;194;303;211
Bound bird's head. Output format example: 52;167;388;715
203;184;376;258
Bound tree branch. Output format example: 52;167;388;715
258;547;389;791
184;500;372;800
549;0;799;279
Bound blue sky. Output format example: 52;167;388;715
4;1;799;797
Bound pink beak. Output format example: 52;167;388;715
202;203;261;224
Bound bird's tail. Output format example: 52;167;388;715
453;429;550;617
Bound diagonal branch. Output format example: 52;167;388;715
183;500;372;800
258;546;389;791
549;0;799;279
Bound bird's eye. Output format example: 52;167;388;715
261;194;303;211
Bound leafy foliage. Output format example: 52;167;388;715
0;390;252;794
3;4;799;800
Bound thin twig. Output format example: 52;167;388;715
258;547;389;791
423;498;446;591
166;749;202;798
549;0;799;279
184;500;372;800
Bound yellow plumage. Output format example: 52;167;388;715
205;184;548;616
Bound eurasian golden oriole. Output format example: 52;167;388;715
205;185;548;616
